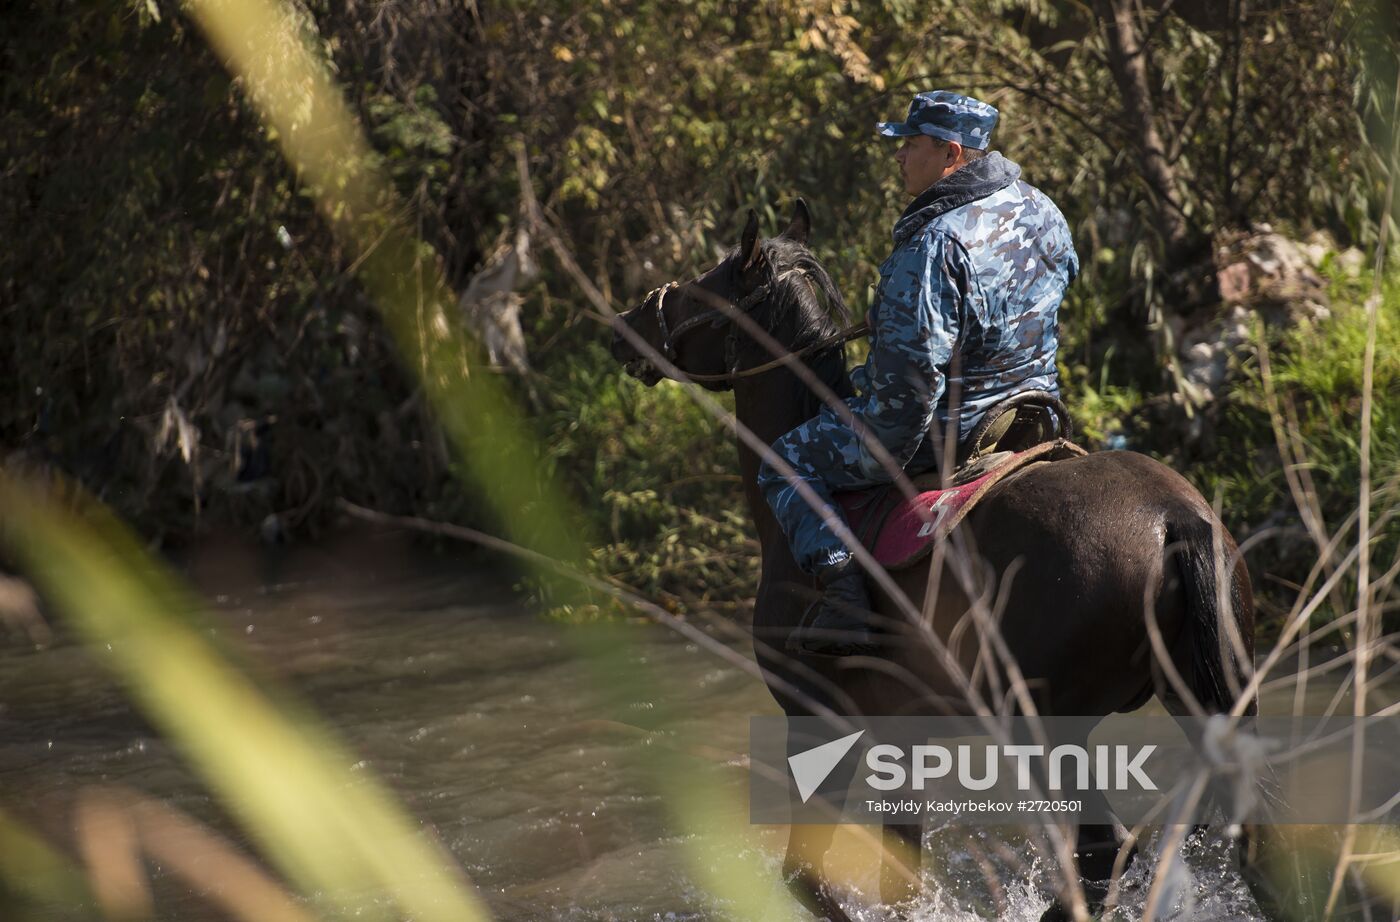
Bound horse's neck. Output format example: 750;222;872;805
732;365;826;570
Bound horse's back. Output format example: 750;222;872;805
870;450;1219;716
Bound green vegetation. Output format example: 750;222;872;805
538;340;756;618
1207;273;1400;628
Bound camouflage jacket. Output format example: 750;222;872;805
848;152;1078;467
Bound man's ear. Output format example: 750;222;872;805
946;140;965;167
740;208;763;271
781;198;811;245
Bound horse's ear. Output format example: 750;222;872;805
781;198;811;245
740;208;763;271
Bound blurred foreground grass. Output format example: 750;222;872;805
0;475;492;921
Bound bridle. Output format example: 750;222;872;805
649;268;791;362
644;268;867;385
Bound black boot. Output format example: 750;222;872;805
786;562;879;657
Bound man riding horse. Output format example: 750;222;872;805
760;90;1080;657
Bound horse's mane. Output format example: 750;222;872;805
738;235;855;410
751;235;851;341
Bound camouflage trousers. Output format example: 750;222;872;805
757;403;945;576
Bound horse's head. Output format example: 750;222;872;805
610;200;847;391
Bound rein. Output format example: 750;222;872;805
681;322;868;383
646;269;868;384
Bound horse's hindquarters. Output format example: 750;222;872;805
862;451;1243;718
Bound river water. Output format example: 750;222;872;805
0;537;1366;921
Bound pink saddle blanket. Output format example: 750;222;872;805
833;440;1084;570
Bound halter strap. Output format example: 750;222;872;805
650;281;680;359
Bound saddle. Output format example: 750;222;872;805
834;391;1084;571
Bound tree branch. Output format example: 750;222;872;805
1096;0;1198;259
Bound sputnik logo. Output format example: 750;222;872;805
788;730;865;803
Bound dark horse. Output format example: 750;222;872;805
610;201;1257;921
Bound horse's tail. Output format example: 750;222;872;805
1166;514;1257;716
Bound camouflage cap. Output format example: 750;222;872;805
876;90;998;150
